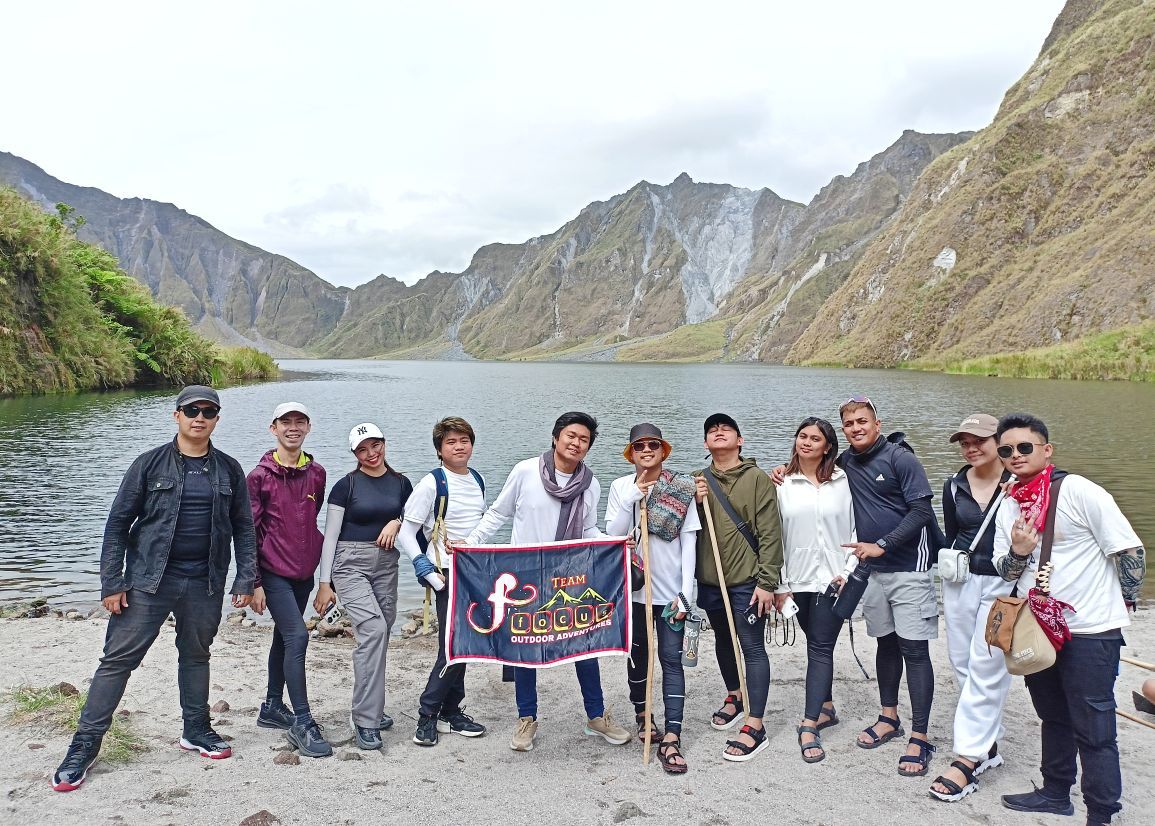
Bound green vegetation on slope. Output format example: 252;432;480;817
910;321;1155;381
0;188;276;395
613;320;728;362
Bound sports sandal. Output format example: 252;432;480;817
636;712;663;742
816;705;840;731
898;737;936;777
974;742;1003;776
657;736;688;774
722;724;768;762
796;725;825;764
711;693;744;731
857;714;905;749
929;759;978;802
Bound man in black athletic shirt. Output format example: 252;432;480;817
52;385;257;792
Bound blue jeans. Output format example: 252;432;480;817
76;574;224;737
261;568;314;721
1024;633;1124;823
627;602;686;733
514;660;604;720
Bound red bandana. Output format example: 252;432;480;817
1009;463;1055;532
1028;587;1074;650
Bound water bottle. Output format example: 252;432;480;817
681;611;704;667
832;563;872;621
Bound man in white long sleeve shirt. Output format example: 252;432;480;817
465;412;631;752
396;417;488;747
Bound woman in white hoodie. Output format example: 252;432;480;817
776;417;857;764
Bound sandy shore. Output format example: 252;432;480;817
3;611;1154;826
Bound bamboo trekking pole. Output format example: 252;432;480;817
700;496;749;717
1117;708;1155;731
1121;655;1155;672
422;515;447;634
640;496;656;765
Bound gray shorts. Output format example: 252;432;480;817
862;570;939;640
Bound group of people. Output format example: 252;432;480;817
48;385;1145;826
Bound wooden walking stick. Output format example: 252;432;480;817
1117;708;1155;731
639;495;656;764
700;495;749;716
1121;655;1155;672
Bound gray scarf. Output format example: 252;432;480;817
538;450;594;541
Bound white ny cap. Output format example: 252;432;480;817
348;422;385;452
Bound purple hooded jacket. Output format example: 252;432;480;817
246;450;326;586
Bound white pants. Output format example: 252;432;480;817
942;573;1015;760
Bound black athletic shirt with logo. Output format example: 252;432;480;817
837;437;933;573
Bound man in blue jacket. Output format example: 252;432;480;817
52;385;257;791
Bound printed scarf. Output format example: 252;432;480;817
1028;587;1075;650
1009;463;1055;532
644;469;696;543
539;451;594;541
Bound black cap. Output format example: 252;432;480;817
628;422;663;443
703;413;740;437
175;385;220;409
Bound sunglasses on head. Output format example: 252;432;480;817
632;439;663;452
839;394;876;413
179;404;220;420
997;441;1045;459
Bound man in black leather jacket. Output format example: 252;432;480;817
52;385;257;791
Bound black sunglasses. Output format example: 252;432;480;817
997;441;1044;458
631;440;663;452
179;404;220;420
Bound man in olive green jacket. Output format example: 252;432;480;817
693;413;784;763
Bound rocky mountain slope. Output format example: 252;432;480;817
786;0;1155;367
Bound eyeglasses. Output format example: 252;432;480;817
631;440;663;452
179;404;220;420
839;394;877;414
996;442;1045;458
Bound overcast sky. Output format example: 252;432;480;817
4;0;1065;287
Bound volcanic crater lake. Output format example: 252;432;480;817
1;359;1152;611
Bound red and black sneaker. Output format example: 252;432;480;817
178;727;232;759
52;734;101;791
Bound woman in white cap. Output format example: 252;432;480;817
605;423;699;773
314;423;412;751
929;413;1014;802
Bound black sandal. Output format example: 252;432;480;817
635;712;663;742
657;737;688;774
816;705;840;731
929;759;978;801
857;714;904;749
722;724;768;762
796;725;825;764
898;737;936;777
710;693;744;731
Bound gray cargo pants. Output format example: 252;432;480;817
331;541;399;728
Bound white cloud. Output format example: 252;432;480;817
1;0;1066;286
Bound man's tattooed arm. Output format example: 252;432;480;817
996;550;1032;582
1115;546;1146;609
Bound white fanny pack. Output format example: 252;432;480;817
937;480;1010;584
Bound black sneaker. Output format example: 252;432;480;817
1001;785;1074;816
286;721;333;758
257;699;294;730
378;712;394;731
350;713;383;750
179;727;232;759
437;708;486;737
413;714;438;747
51;734;101;792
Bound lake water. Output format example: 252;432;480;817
1;359;1152;612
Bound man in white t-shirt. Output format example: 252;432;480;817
991;413;1145;826
398;417;489;747
465;412;631;752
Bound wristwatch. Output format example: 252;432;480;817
876;538;888;551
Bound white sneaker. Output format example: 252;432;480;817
510;716;537;751
584;709;631;745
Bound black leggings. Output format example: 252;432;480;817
876;632;934;734
794;592;845;722
701;583;770;718
627;603;686;734
262;569;315;722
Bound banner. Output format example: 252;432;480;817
446;537;631;669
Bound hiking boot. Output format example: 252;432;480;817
584;709;631;745
510;716;538;751
437;708;486;737
1001;785;1074;816
257;698;294;730
350;713;383;750
179;727;232;759
378;712;394;731
286;721;332;758
51;734;101;792
413;714;438;747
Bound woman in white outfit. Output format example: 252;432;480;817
929;414;1013;802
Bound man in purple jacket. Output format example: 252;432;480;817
247;402;330;757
